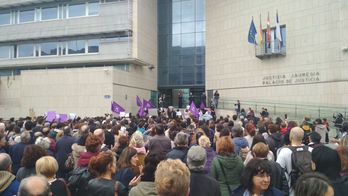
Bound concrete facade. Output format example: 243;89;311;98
206;0;348;108
0;0;157;119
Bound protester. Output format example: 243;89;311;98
211;136;244;195
114;147;141;193
0;153;20;196
294;172;334;196
232;158;284;196
198;135;216;174
155;159;190;196
36;156;70;196
311;145;348;196
88;151;127;196
18;175;51;196
166;132;189;163
9;131;31;174
55;126;76;178
16;144;47;181
187;146;221;196
129;152;166;196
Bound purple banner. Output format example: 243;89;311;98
46;111;56;122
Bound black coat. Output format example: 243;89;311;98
189;170;221;196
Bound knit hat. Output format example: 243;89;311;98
187;146;206;169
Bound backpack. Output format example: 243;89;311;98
65;153;75;170
289;146;312;187
67;167;94;196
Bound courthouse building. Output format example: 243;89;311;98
0;0;157;118
205;0;348;113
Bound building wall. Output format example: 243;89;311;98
0;75;21;118
132;0;157;91
206;0;348;107
0;0;158;119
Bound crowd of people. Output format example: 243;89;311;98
0;105;347;196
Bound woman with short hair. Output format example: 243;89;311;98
210;136;244;195
36;156;70;196
232;158;284;196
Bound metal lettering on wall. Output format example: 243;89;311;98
262;72;320;86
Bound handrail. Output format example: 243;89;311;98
217;98;347;121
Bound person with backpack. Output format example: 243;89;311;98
68;134;102;196
276;127;313;195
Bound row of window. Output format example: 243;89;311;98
0;39;99;59
0;1;102;25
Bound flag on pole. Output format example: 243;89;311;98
266;12;271;47
138;106;146;118
111;101;125;113
189;102;199;118
143;99;156;109
259;14;263;45
136;96;142;107
248;17;257;45
275;11;282;47
200;101;206;110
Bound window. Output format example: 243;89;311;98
181;22;195;33
19;9;35;23
41;7;58;20
18;44;34;57
41;42;58;56
0;12;11;25
67;40;85;54
88;2;100;16
181;33;194;47
0;46;10;58
68;3;86;18
181;1;194;22
87;39;99;53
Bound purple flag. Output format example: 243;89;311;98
143;99;156;109
46;111;56;122
189;102;199;118
138;105;146;118
111;101;125;113
59;114;68;123
200;101;206;110
136;96;142;107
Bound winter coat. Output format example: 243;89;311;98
166;146;189;163
148;135;171;154
190;170;221;196
129;181;157;196
232;186;284;196
9;142;27;174
0;171;20;196
16;167;36;182
315;124;328;143
55;135;76;168
266;133;282;159
210;154;244;196
71;143;86;168
77;151;99;167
